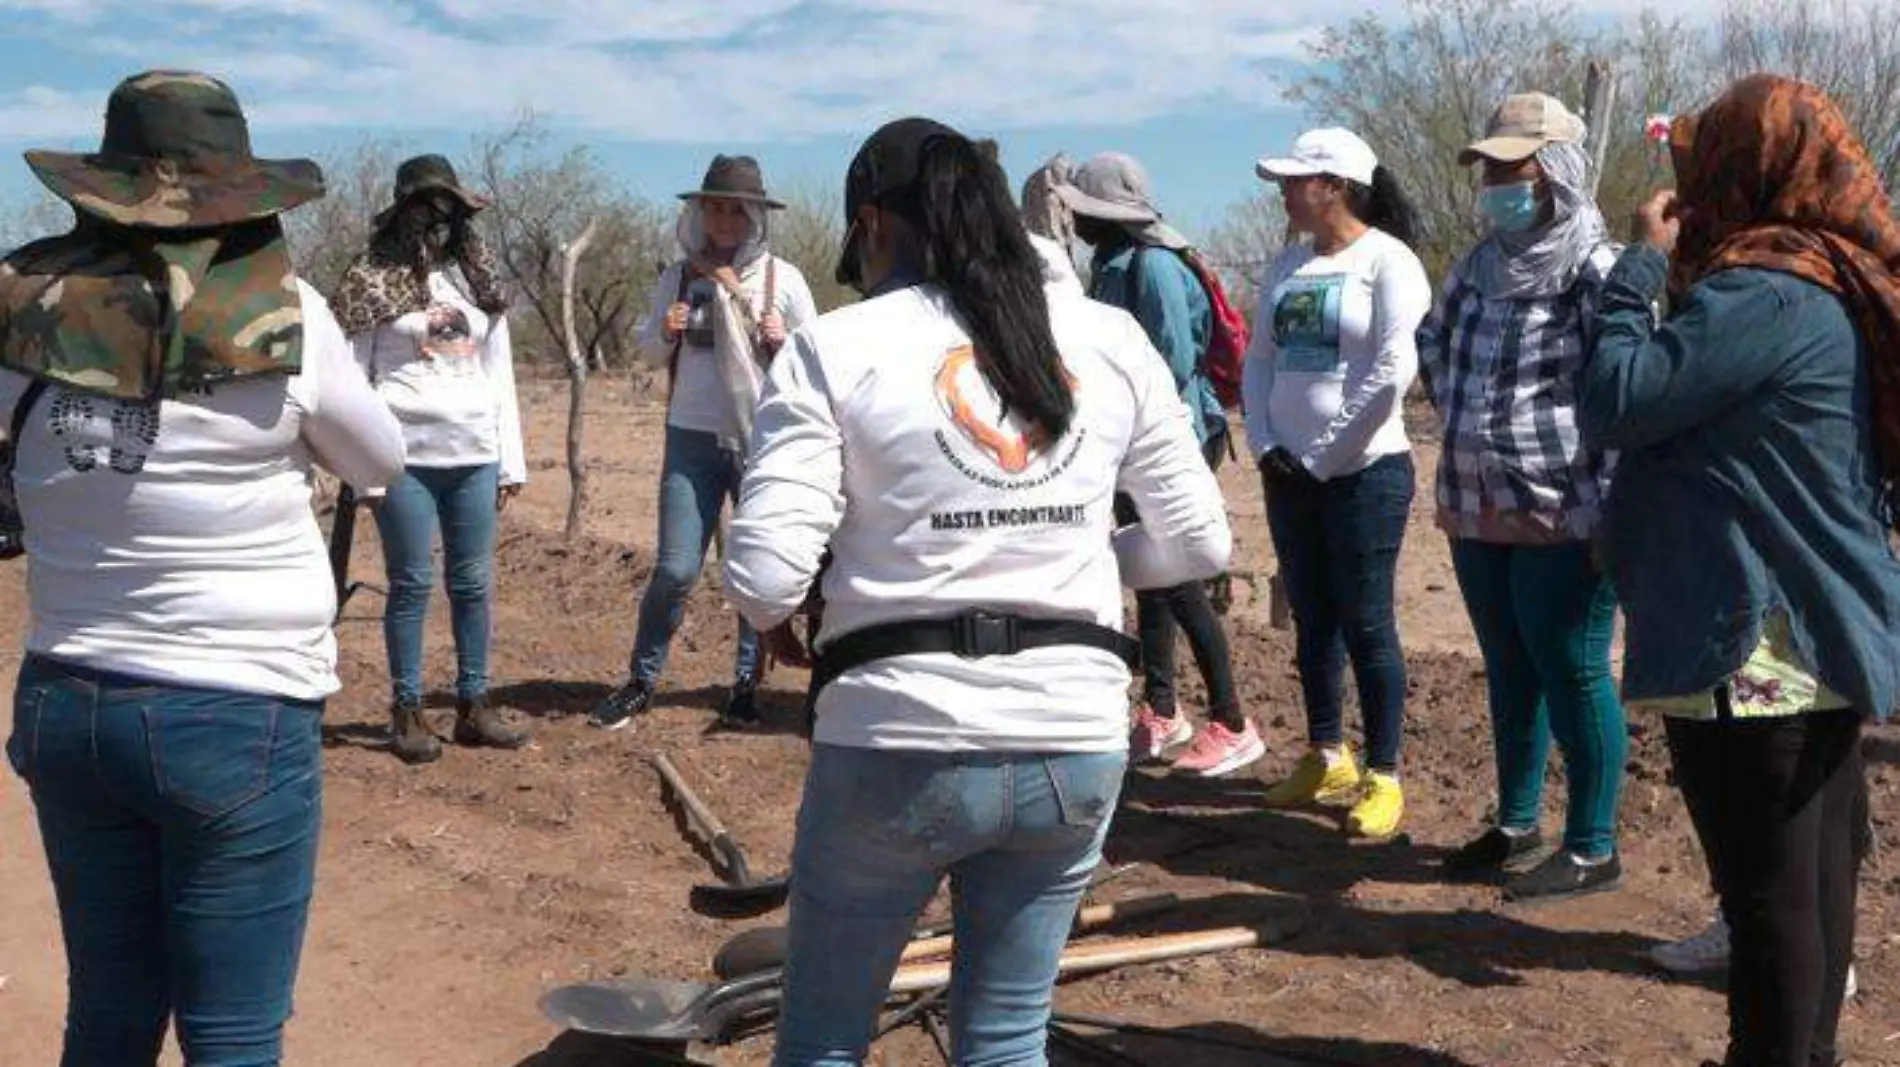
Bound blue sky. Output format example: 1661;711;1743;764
0;0;1692;235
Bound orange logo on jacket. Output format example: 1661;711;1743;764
933;345;1073;474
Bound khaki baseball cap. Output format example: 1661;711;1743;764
1459;92;1587;165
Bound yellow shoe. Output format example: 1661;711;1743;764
1346;772;1404;838
1263;745;1362;808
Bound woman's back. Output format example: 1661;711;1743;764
4;280;404;700
726;283;1227;750
1586;258;1900;713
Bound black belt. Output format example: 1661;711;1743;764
802;610;1140;728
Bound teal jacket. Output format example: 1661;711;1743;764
1087;244;1222;444
1580;245;1900;719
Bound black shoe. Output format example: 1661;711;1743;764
1443;826;1545;882
721;685;761;727
589;680;651;731
1504;849;1622;905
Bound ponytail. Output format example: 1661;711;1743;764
912;136;1075;443
1346;165;1421;249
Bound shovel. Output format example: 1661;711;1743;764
652;753;790;914
540;966;785;1046
541;924;1277;1045
710;891;1180;980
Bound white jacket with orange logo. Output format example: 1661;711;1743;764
725;283;1230;752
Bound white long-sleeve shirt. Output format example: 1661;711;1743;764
634;254;817;440
1242;229;1431;481
725;285;1231;752
1;280;407;701
349;270;526;485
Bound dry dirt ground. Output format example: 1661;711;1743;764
2;380;1898;1066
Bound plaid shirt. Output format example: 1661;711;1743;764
1417;244;1620;543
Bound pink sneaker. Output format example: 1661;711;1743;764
1129;703;1193;762
1170;719;1267;778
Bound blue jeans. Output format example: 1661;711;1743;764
374;463;498;704
1263;452;1414;771
630;426;760;687
1450;538;1626;858
773;745;1126;1067
6;654;323;1067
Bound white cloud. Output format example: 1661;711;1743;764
0;0;1742;145
0;86;98;142
0;0;1335;143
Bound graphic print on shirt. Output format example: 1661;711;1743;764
683;278;718;350
418;304;480;373
47;389;161;475
1270;273;1347;374
931;339;1086;489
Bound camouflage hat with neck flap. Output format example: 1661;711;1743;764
0;70;325;400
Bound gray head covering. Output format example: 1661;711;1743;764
1052;152;1190;251
1021;153;1078;246
1467;139;1609;299
675;196;770;269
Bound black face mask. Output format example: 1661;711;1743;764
406;197;463;248
1072;216;1126;249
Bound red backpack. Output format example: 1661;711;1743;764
1128;247;1250;411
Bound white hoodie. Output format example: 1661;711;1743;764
634;202;819;449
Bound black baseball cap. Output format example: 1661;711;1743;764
836;116;964;287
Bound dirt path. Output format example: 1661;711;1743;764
1;382;1895;1066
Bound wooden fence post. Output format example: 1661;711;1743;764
1583;59;1619;200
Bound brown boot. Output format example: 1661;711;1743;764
453;695;528;749
389;700;442;765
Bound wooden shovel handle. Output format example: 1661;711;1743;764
710;892;1178;979
652;753;729;840
888;925;1261;995
896;892;1179;963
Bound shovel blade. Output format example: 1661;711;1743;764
538;978;711;1042
689;875;791;917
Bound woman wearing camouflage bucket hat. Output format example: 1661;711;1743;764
329;153;530;765
589;154;817;731
0;70;406;1066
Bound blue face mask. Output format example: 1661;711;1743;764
1481;181;1543;233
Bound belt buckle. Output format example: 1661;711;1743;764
953;610;1019;659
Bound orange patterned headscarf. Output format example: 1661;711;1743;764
1670;73;1900;492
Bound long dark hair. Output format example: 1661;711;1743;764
911;136;1075;442
1345;165;1420;249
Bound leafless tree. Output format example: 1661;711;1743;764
472;114;671;371
1200;191;1290;315
559;219;600;539
280;139;405;295
0;189;71;251
1718;0;1900;187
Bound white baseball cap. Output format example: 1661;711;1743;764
1255;128;1379;187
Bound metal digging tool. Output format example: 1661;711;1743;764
327;484;382;621
540;967;784;1046
541;925;1271;1045
710;891;1180;980
652;753;790;915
